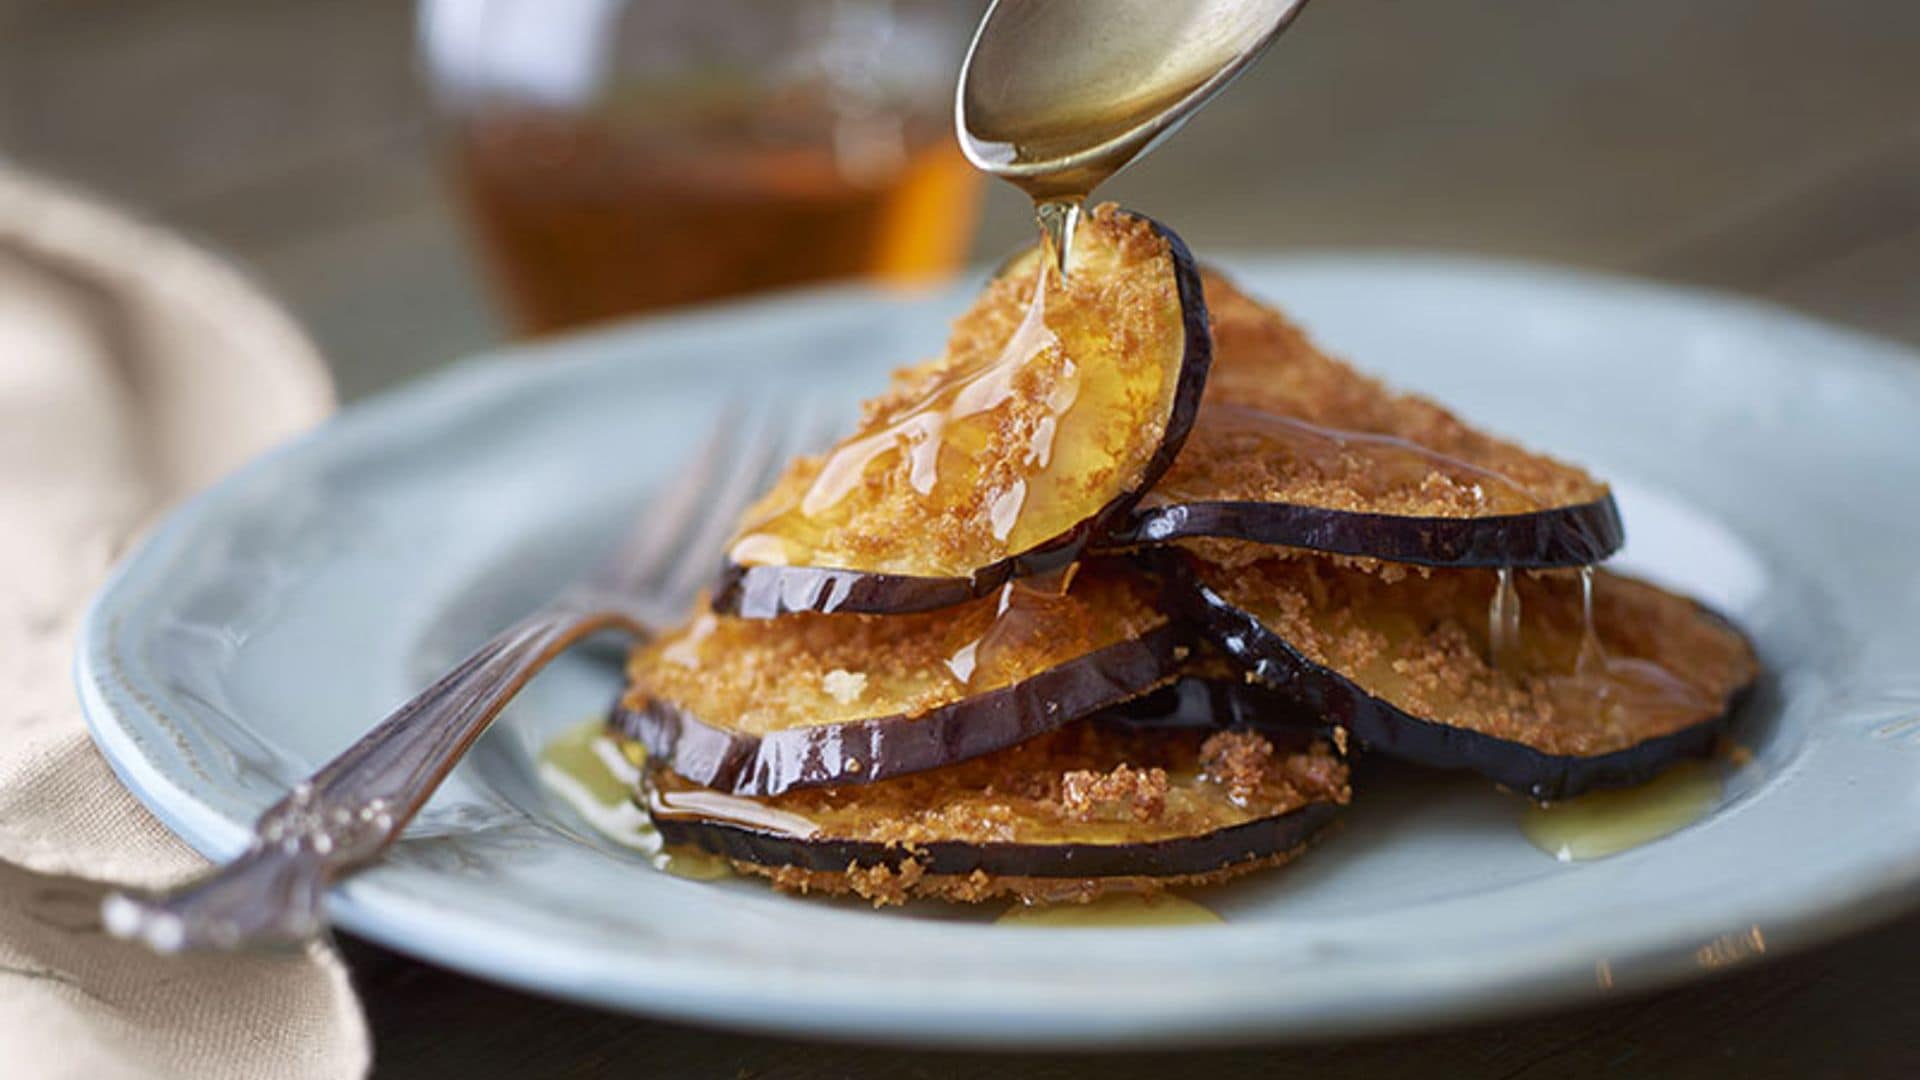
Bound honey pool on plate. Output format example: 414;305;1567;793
538;719;730;881
1520;761;1723;862
996;893;1221;927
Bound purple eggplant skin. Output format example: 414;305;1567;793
711;211;1214;619
1164;557;1756;803
1104;671;1328;735
1109;492;1625;570
715;546;1062;622
611;624;1190;797
649;795;1338;879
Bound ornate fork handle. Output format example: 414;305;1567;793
103;603;642;951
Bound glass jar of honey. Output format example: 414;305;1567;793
421;0;985;334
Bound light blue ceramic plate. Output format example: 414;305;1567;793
78;255;1920;1046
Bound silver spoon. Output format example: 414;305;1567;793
956;0;1311;260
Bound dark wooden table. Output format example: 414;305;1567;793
6;1;1917;1075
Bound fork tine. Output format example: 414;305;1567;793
657;399;818;604
585;400;746;597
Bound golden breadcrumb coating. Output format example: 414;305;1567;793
1149;271;1608;518
741;844;1322;907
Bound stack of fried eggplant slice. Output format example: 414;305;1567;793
611;205;1759;906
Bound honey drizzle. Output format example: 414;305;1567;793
646;784;822;839
1479;568;1713;735
1477;569;1728;860
728;260;1072;570
661;611;717;670
945;568;1079;690
1036;196;1084;274
1548;568;1714;729
1488;568;1524;672
1575;565;1603;675
1471;569;1717;736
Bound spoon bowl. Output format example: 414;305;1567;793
956;0;1311;199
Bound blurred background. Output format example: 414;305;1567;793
1;0;1914;400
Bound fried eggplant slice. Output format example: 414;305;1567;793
644;718;1349;906
617;559;1185;796
715;204;1210;617
1113;272;1622;568
1171;549;1759;800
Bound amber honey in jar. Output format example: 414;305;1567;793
422;0;985;334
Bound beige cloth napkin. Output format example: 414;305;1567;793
0;170;370;1078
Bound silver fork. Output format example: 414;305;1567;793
103;403;819;951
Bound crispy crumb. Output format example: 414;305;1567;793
1199;730;1276;806
1061;764;1169;822
821;669;867;705
740;844;1324;906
